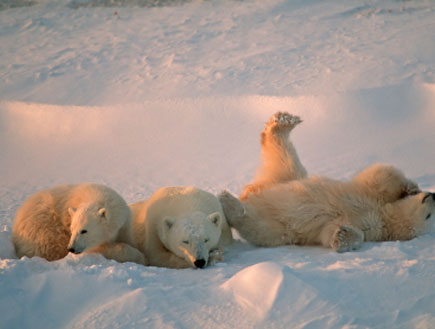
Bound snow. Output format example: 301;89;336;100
1;0;435;328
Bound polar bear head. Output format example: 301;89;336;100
385;192;435;239
160;211;222;269
353;164;421;203
67;203;124;254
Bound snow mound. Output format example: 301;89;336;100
221;261;338;327
0;254;145;329
221;262;284;319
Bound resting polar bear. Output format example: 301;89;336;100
219;112;435;252
12;183;145;264
131;186;233;269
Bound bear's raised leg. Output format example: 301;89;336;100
219;191;287;247
241;112;307;199
320;223;364;252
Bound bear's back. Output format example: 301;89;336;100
143;186;222;220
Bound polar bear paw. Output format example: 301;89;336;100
264;112;302;135
331;225;364;253
208;248;224;265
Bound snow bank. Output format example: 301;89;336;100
1;81;434;198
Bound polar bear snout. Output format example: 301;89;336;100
194;259;206;268
67;229;88;254
67;240;85;254
68;247;80;254
179;242;210;269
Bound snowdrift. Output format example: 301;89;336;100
1;81;434;195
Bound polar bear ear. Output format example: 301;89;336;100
98;208;107;219
68;207;76;217
208;212;222;227
163;217;175;230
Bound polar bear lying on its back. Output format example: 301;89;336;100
219;112;435;252
12;183;145;264
131;186;233;269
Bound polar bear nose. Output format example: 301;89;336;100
194;259;206;269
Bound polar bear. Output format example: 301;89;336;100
219;112;434;252
12;183;145;264
131;186;233;269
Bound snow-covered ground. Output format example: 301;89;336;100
1;0;435;328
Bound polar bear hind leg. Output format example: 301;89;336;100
320;222;364;252
219;190;286;247
241;112;307;199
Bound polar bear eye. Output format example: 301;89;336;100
426;213;431;220
80;230;88;235
204;238;209;243
182;240;189;245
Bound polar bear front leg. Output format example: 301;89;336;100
321;224;364;252
242;112;307;199
87;242;146;265
148;249;191;269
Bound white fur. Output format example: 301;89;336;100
12;183;145;264
131;186;233;269
219;112;434;252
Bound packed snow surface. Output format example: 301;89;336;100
1;0;435;328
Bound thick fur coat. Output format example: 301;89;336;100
131;186;233;268
12;183;145;264
219;112;434;252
